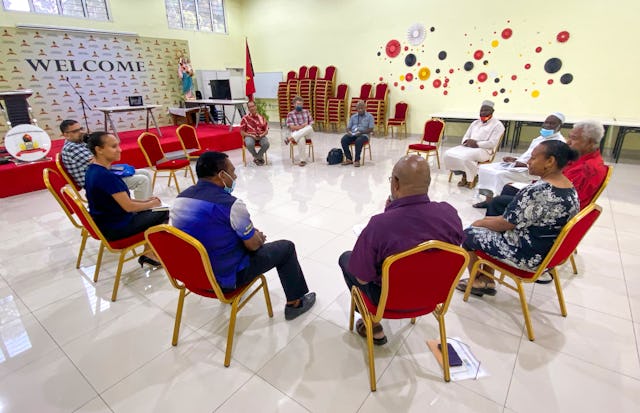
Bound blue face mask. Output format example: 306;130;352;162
540;128;555;138
295;105;303;112
222;171;236;194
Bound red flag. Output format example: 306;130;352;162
245;39;256;100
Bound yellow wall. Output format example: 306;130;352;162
243;0;640;135
0;0;246;70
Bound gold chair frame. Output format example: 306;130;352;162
145;225;273;367
463;204;602;341
406;118;446;169
349;240;469;391
137;132;195;193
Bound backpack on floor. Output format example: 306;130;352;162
327;148;344;165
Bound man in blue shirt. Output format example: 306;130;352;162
341;100;374;167
171;151;315;320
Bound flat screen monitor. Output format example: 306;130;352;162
128;96;144;106
209;80;231;100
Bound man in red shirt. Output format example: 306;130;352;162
240;101;270;166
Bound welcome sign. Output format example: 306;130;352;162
0;27;189;138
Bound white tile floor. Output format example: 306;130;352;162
0;127;639;412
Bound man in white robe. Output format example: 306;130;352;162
443;100;505;188
473;112;566;208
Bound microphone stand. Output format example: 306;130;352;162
65;77;92;132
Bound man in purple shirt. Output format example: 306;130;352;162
339;155;464;344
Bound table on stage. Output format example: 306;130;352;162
96;104;162;139
184;99;248;131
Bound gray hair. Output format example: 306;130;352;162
356;100;366;108
573;120;605;145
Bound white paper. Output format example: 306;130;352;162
444;337;489;381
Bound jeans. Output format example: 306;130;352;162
339;251;381;305
244;136;270;160
230;240;309;302
341;134;369;162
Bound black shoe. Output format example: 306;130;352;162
138;255;161;268
456;278;497;297
535;272;554;284
284;292;316;320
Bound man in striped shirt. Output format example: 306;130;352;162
285;96;314;167
240;101;270;166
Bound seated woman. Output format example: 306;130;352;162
84;131;169;267
456;140;580;296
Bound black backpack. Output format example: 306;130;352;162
326;148;343;165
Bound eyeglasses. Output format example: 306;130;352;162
67;127;85;133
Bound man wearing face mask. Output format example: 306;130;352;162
473;112;565;208
443;100;505;188
171;151;316;320
338;155;463;344
340;100;374;167
285;96;314;166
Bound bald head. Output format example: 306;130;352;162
390;155;431;199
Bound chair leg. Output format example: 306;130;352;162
435;150;441;169
260;275;274;317
224;298;241;367
111;250;127;302
569;253;578;274
172;287;186;346
551;268;568;317
151;170;157;192
363;315;377;391
76;230;88;269
516;280;535;341
348;293;356;331
242;145;247;166
93;242;105;282
463;261;481;302
448;171;454;183
410;317;416;324
172;171;181;192
437;313;451;382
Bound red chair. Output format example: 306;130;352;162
350;241;469;391
61;187;148;301
176;124;207;160
298;65;308;79
463;204;603;341
406;118;446;168
327;84;349;130
286;70;297;80
137;132;195;192
43;168;89;269
144;224;273;367
55;152;86;202
322;65;336;82
307;65;319;79
387;102;409;139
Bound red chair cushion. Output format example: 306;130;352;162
188;148;207;156
387;119;405;125
408;143;437;151
476;250;537;279
156;159;191;170
108;231;146;249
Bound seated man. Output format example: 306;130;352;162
443;99;505;188
285;96;314;167
486;120;608;216
473;112;565;208
340;100;374;168
339;155;464;344
240;100;270;166
59;119;153;199
171;151;316;320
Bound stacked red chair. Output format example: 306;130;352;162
327;83;349;131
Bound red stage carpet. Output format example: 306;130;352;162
0;124;241;198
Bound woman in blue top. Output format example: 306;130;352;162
457;140;580;297
84;131;169;267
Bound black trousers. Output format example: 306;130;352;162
101;210;169;241
230;240;309;302
341;134;369;162
486;185;519;216
339;251;381;305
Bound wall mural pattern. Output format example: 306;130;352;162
377;21;573;104
0;27;189;138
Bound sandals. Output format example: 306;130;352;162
356;318;387;345
341;159;353;166
298;161;307;167
535;271;554;284
456;278;497;297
